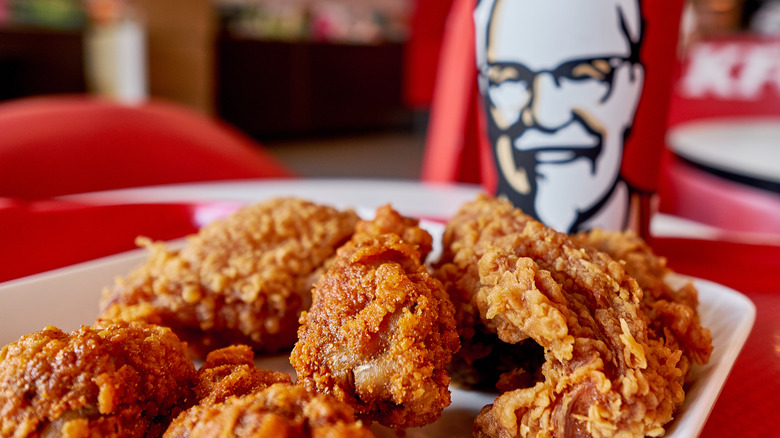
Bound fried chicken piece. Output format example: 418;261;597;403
354;204;434;261
290;232;460;429
571;229;713;380
473;244;686;438
438;195;690;437
164;383;375;438
0;321;196;438
99;198;359;358
164;346;373;438
193;345;292;405
435;194;543;389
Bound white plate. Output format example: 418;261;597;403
0;180;755;438
667;117;780;186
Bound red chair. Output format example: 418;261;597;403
0;95;294;281
0;95;294;199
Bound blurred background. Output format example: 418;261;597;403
0;0;778;200
0;0;428;178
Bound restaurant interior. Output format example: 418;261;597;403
0;0;778;437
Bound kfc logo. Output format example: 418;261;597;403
475;0;645;233
681;41;780;100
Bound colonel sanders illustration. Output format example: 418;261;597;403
475;0;645;233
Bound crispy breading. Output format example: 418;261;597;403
193;345;292;405
164;383;374;438
0;321;196;438
437;195;698;437
572;229;713;384
291;226;459;429
98;198;359;358
164;345;373;438
354;204;434;261
473;244;686;438
571;229;713;378
434;194;543;389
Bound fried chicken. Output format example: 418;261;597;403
164;345;373;438
191;345;292;405
290;212;460;429
354;204;434;261
437;195;694;438
99;198;359;358
0;321;196;438
571;229;713;381
164;383;375;438
434;194;543;389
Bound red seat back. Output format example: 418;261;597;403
0;95;294;199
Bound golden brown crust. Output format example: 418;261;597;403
571;229;714;374
193;345;292;405
0;321;196;438
354;204;434;261
291;231;459;429
98;198;359;358
437;195;697;438
166;346;371;438
434;194;543;389
473;245;685;438
164;383;374;438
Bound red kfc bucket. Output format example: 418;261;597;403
473;0;685;237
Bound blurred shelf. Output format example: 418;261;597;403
0;26;414;140
216;37;413;139
0;25;87;100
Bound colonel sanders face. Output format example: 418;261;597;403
475;0;645;233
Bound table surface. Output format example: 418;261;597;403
1;179;777;438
